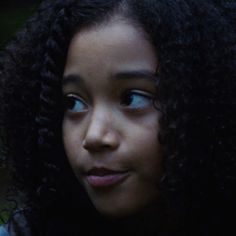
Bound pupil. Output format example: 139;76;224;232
122;92;133;105
65;97;75;110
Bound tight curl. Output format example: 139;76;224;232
0;0;236;235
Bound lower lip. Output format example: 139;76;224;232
85;172;129;188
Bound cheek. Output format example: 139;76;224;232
63;121;72;155
62;120;82;166
136;136;162;178
126;115;161;155
125;119;163;176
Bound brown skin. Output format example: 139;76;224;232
62;16;163;218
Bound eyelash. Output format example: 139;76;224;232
63;90;155;114
120;90;155;110
63;94;88;113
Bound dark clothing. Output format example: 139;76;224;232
0;208;176;236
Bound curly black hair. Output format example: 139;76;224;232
0;0;236;235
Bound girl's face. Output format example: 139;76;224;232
62;17;163;217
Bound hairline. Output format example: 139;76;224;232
71;1;152;48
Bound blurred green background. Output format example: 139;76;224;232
0;0;41;50
0;0;41;224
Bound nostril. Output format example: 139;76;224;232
82;140;87;149
83;139;112;151
82;132;119;152
82;138;104;151
82;139;93;150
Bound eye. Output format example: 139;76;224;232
120;90;154;109
64;94;88;113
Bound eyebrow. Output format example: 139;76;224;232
112;70;157;82
62;74;84;86
62;70;158;86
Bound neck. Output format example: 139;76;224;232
99;200;173;235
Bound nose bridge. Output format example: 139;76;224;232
89;105;112;135
83;104;119;151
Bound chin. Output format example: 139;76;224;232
94;201;157;219
94;204;139;219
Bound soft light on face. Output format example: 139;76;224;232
62;16;163;218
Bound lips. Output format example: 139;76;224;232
85;167;129;188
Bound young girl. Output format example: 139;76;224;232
0;0;235;235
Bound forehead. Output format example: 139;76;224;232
64;17;157;73
71;18;146;48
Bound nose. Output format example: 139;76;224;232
83;107;120;152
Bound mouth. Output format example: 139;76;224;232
84;167;129;188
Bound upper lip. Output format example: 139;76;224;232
86;167;127;176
